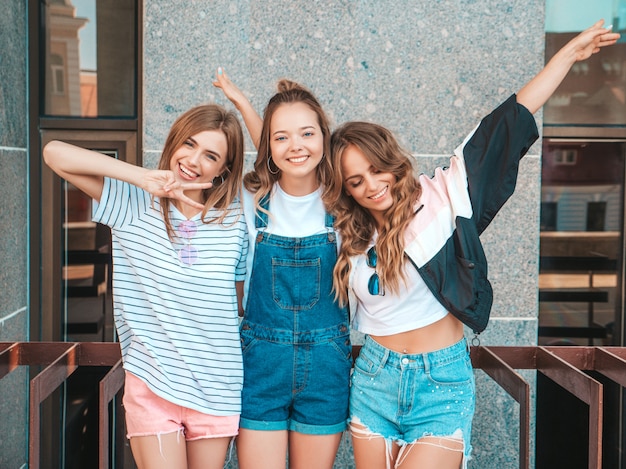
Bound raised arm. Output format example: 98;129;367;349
213;67;263;149
517;20;620;114
43;140;208;209
43;141;146;201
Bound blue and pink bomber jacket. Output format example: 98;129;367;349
349;94;540;334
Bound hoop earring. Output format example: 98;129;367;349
267;155;280;175
212;174;225;186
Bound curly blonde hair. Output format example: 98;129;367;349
325;121;421;306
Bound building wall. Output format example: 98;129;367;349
0;1;544;468
143;1;544;467
0;0;29;467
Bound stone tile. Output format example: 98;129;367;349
0;0;27;147
0;149;28;320
0;368;28;469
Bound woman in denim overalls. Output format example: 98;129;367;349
215;73;352;469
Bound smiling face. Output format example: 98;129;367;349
269;102;324;195
170;129;228;203
341;144;396;227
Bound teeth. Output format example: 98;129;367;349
180;164;198;178
289;156;308;163
370;186;387;200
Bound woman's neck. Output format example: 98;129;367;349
173;201;202;220
278;174;319;196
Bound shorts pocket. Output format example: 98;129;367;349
353;350;384;378
427;354;474;387
328;335;354;364
240;333;259;358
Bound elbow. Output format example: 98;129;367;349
518;101;538;116
514;94;538;116
42;140;62;166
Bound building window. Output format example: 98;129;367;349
50;54;65;95
586;201;607;231
44;0;137;118
543;0;626;126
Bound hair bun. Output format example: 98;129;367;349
276;79;308;94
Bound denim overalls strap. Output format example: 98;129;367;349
243;193;348;344
254;194;335;230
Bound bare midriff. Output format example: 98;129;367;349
369;313;465;354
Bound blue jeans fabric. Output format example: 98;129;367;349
350;336;475;456
240;203;351;435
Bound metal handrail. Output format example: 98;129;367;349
3;342;626;468
0;342;121;469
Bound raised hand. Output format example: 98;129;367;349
517;19;620;114
570;20;620;62
213;67;250;110
141;169;212;210
213;67;263;148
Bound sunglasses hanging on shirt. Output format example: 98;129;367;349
366;246;385;296
177;220;199;266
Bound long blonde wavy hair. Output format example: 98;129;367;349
157;104;244;239
325;121;421;306
243;79;333;208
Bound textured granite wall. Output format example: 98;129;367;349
0;0;29;467
143;1;545;467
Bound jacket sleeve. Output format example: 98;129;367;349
454;94;539;234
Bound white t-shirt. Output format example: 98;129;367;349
351;239;448;336
241;183;334;308
93;178;248;415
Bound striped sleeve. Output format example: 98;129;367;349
93;177;150;228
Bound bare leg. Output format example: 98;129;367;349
351;423;399;469
129;431;187;469
289;431;343;469
397;436;464;469
236;428;288;469
186;436;233;469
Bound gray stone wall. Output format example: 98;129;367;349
143;1;545;467
0;0;29;467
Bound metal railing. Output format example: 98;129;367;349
3;342;626;468
0;342;123;469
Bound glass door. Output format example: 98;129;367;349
61;151;116;344
537;4;626;466
40;131;137;469
538;139;625;347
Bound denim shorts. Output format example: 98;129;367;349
239;324;352;435
349;336;475;458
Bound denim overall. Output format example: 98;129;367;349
239;196;351;434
